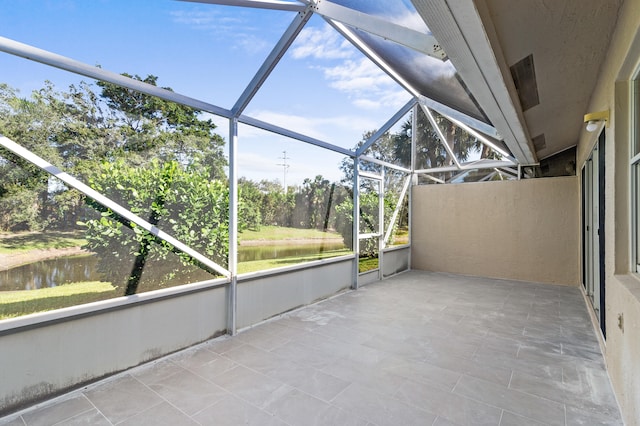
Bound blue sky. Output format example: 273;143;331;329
0;1;412;185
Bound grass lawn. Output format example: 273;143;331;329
358;256;379;273
0;231;86;254
239;226;342;242
0;227;353;319
0;281;118;320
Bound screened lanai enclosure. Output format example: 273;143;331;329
0;0;611;418
0;0;525;324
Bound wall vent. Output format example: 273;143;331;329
532;133;546;152
510;54;540;111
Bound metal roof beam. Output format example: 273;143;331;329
415;159;515;174
327;20;420;98
237;114;354;157
356;98;416;157
179;0;306;12
232;6;313;116
313;0;446;60
0;36;232;119
417;95;500;140
411;0;537;164
442;111;515;161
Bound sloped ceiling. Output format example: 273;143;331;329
413;0;622;163
485;0;622;160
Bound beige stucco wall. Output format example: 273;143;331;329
411;177;579;285
577;1;640;424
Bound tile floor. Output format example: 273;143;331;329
0;271;624;425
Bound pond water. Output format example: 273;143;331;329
237;241;345;262
0;241;347;291
0;256;102;291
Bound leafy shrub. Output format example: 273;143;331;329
80;159;229;293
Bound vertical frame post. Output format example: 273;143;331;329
409;103;418;270
378;169;384;280
352;157;360;289
228;118;239;335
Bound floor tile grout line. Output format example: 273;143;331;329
0;373;132;426
52;394;98;426
2;271;621;426
49;405;101;426
54;405;115;426
450;373;463;393
126;373;199;424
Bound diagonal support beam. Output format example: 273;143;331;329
420;103;461;169
418;95;500;140
359;155;411;174
442;112;515;161
384;175;411;245
313;0;447;60
232;6;313;116
0;136;232;279
0;36;232;119
356;98;416;157
327;20;421;98
179;0;306;12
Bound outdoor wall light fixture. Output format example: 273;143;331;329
584;110;609;132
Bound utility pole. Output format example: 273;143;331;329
277;151;290;193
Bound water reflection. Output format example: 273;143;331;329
0;241;347;291
0;256;102;291
238;241;345;262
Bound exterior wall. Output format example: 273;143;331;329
577;1;640;424
382;246;410;278
236;257;353;329
0;257;358;415
411;177;579;285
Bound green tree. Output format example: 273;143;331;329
258;179;294;227
0;74;229;232
238;178;263;231
81;159;229;293
96;74;227;179
0;83;68;230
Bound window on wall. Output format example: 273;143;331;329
631;70;640;272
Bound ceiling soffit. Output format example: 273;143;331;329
411;0;536;165
484;0;622;160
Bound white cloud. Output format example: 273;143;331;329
323;59;390;91
291;23;409;111
392;10;430;33
238;151;282;175
411;54;456;80
170;9;269;55
248;110;378;144
291;25;355;60
170;10;223;28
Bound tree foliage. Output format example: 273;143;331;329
0;75;226;232
81;159;229;291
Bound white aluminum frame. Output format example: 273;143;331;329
420;103;462;169
180;0;306;12
312;0;447;60
630;69;640;273
0;0;529;334
384;175;411;245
